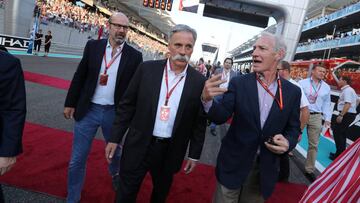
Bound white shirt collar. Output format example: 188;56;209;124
341;85;350;90
166;59;188;77
106;40;124;53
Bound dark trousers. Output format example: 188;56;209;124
278;154;290;182
115;138;174;203
34;41;41;52
0;184;4;203
333;113;356;156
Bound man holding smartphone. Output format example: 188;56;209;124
202;32;301;202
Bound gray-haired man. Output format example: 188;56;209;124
106;24;207;203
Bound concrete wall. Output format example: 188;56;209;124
3;0;34;37
39;22;93;48
240;0;310;61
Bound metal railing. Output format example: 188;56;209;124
296;34;360;53
303;2;360;31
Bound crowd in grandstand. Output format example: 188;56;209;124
39;0;107;33
37;0;168;57
298;27;360;47
304;0;360;25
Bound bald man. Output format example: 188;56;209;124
64;12;143;203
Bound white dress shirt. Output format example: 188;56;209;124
289;78;310;108
298;78;332;121
152;59;187;138
91;41;123;105
220;69;231;89
338;85;358;114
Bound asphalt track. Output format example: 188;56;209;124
1;53;313;202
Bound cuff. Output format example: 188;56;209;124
188;157;199;162
201;98;213;113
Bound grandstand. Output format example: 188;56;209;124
0;0;172;60
229;0;360;177
1;0;359;202
230;0;360;68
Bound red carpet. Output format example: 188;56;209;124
24;71;70;90
0;124;306;202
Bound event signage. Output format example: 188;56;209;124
0;34;30;50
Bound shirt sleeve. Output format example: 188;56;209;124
343;89;353;103
322;86;332;121
201;99;213;113
300;87;310;108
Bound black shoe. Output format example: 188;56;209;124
112;174;120;191
210;129;217;136
305;172;316;183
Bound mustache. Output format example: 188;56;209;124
172;54;189;62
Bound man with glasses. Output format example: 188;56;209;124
64;12;143;203
277;61;309;182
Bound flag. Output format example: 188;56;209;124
27;3;40;54
179;0;199;13
299;138;360;203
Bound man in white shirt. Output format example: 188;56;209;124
277;60;310;182
64;12;143;203
105;24;207;203
330;76;359;160
299;64;332;182
210;57;237;137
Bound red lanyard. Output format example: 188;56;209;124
103;48;122;74
164;64;185;106
256;75;283;110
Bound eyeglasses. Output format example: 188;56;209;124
110;23;129;30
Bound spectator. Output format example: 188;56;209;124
33;29;43;55
43;30;52;57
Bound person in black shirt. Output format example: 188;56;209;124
44;30;52;57
33;29;43;55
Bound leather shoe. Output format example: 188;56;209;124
210;129;217;136
112;174;120;191
305;172;316;183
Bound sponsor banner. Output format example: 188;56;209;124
179;0;199;13
0;34;30;50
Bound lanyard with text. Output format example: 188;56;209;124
160;64;185;121
256;74;283;111
164;64;185;105
308;79;322;104
99;49;122;86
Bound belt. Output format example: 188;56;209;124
310;112;322;115
152;136;171;144
90;102;115;109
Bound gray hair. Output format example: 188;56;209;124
169;24;197;42
260;31;287;57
